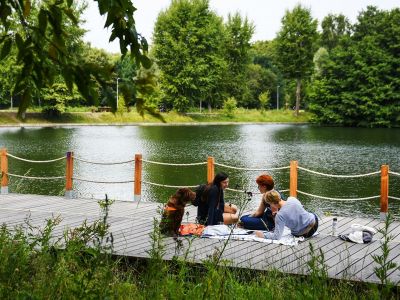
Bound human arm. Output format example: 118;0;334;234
251;198;267;217
260;214;285;240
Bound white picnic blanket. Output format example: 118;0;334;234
202;225;306;246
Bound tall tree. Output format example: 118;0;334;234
223;13;255;107
308;6;400;127
152;0;226;112
321;14;352;51
0;0;150;118
275;5;318;116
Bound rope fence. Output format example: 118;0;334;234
7;173;65;180
297;190;380;201
142;159;206;166
0;148;398;219
73;156;134;165
215;162;290;171
7;153;65;163
298;166;380;178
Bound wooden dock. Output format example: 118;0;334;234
1;193;400;285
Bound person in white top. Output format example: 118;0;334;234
255;190;318;240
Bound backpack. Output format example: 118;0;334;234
192;184;207;207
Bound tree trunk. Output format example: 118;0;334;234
295;78;301;117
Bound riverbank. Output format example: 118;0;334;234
0;109;311;126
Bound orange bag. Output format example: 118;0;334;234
179;223;205;236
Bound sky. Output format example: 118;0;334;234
82;0;399;53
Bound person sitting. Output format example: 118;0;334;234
240;174;277;231
255;190;318;240
197;172;238;225
160;188;196;236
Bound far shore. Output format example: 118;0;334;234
0;109;311;127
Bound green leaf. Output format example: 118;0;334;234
23;0;31;18
140;55;152;69
0;37;12;59
38;9;48;34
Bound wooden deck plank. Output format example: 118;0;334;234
1;192;400;286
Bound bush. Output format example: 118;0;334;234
223;97;237;118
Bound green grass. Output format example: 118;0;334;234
0;108;311;125
0;203;397;299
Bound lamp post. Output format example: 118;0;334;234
276;85;280;110
116;77;120;109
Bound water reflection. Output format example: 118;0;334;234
1;125;399;218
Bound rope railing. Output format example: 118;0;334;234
142;159;206;166
142;180;198;189
73;156;134;165
0;147;396;219
7;172;65;180
7;153;65;163
297;190;380;201
215;162;290;171
73;177;134;184
298;166;380;178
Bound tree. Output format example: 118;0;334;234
223;13;255;107
308;6;400;127
0;0;151;118
320;14;352;51
275;5;318;116
152;0;226;112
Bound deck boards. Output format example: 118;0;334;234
1;193;399;285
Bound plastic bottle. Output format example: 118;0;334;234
332;217;338;236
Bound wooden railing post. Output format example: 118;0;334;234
134;154;142;202
65;151;74;198
289;160;298;198
1;148;8;194
207;156;215;184
380;165;389;221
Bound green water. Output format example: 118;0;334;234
1;124;399;218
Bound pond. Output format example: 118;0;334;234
1;124;400;218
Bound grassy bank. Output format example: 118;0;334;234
0;108;311;125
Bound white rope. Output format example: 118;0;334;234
72;177;134;184
389;171;400;177
142;159;206;166
7;172;64;180
297;166;380;178
297;190;380;201
142;180;198;189
226;187;246;193
73;156;134;165
214;162;290;171
7;153;65;163
389;195;400;201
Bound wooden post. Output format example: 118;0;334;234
65;151;74;198
1;148;8;194
289;160;298;197
207;156;215;184
380;165;389;221
134;154;142;202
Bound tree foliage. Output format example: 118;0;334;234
152;0;226;112
275;5;318;115
309;6;400;127
0;0;151;118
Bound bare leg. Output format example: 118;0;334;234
223;203;238;224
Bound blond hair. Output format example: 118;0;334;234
263;190;281;205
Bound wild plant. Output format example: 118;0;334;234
372;213;398;296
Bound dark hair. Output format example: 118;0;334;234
212;172;229;187
256;174;274;191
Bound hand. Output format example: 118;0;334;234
255;231;264;238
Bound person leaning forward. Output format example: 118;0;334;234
255;190;318;240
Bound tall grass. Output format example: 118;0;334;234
0;198;398;299
0;109;311;125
